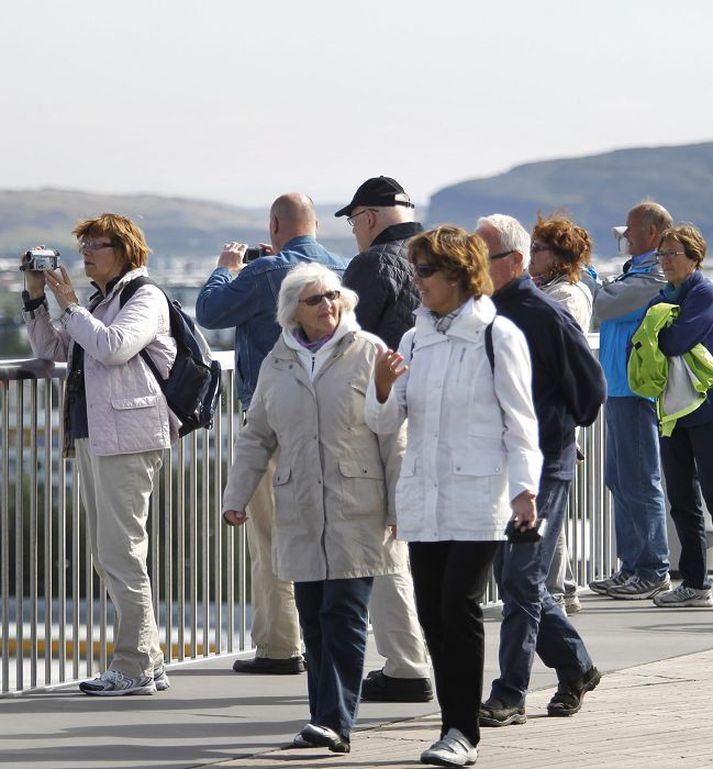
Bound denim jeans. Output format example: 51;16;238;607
660;422;713;590
294;577;373;741
409;540;500;746
490;476;593;707
604;397;669;581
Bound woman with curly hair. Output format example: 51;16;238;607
365;225;542;767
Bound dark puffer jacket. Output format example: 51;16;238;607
343;222;423;349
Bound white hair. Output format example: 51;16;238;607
276;262;358;330
476;213;531;270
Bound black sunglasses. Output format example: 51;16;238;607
413;263;441;278
299;290;341;307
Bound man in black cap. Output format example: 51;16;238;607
336;176;422;349
335;176;432;703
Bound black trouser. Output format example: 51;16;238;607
660;422;713;589
408;540;499;746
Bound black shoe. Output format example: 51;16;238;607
547;665;601;716
361;669;433;702
300;724;351;753
479;697;527;727
232;655;305;674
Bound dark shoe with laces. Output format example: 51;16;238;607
479;697;527;726
232;655;305;674
299;723;350;753
547;665;601;716
361;669;433;702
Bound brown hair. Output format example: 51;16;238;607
408;225;493;299
531;214;592;283
72;213;151;269
658;223;707;268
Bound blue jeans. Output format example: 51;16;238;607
491;476;593;707
660;422;713;590
294;577;373;741
605;397;669;581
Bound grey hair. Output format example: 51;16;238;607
476;213;532;270
276;262;358;330
635;200;673;234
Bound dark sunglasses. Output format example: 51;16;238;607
413;263;441;278
299;290;341;307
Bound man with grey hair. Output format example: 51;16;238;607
474;214;605;726
196;192;346;674
589;201;672;600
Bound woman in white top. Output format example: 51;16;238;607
529;214;594;615
365;226;542;767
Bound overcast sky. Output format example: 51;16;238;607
2;0;711;209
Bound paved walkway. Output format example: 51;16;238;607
1;590;711;769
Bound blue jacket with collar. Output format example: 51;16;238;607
492;274;606;480
646;268;713;427
195;236;346;407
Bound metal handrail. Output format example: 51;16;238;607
0;337;613;696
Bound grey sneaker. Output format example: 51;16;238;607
589;570;631;595
153;664;171;691
608;574;671;599
420;728;478;766
564;593;582;615
653;584;713;608
79;669;156;696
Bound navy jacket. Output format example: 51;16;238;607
493;275;607;480
195;236;346;407
647;269;713;427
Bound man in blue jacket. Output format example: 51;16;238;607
475;214;606;727
591;202;672;600
196;192;346;674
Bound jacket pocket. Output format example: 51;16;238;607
111;394;160;410
450;449;507;519
272;461;298;523
338;452;386;518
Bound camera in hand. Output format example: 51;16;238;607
505;517;547;543
20;248;61;272
244;246;268;262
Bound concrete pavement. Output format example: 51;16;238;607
1;589;711;769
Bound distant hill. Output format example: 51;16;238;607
0;189;356;266
426;142;713;256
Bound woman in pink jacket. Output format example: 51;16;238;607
22;213;179;696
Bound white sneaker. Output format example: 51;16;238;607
654;584;713;608
420;728;478;766
153;664;171;691
79;669;157;696
608;573;671;600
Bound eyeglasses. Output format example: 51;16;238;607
78;240;114;252
413;263;441;278
656;250;687;260
299;290;341;307
530;243;551;254
347;209;376;227
489;250;515;261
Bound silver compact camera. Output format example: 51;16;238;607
20;248;61;272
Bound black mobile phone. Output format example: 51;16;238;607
504;518;547;543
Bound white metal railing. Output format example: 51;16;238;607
1;337;613;696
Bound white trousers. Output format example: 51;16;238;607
76;439;163;677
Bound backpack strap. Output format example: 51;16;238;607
485;320;494;373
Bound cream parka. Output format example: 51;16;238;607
365;295;543;543
222;315;407;583
23;267;180;456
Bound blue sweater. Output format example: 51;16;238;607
195;236;346;407
647;269;713;427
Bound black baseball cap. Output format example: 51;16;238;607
334;176;414;217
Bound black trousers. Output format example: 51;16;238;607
408;540;500;746
660;422;713;589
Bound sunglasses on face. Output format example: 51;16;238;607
299;290;341;306
413;263;441;278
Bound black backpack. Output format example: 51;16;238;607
119;276;222;437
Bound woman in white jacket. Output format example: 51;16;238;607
22;213;179;696
365;226;542;768
222;262;406;755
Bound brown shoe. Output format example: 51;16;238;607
547;666;601;716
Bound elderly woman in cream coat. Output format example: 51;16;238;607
365;226;542;768
222;262;406;755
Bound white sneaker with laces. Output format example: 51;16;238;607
79;669;157;696
607;573;671;599
420;728;478;766
153;664;171;691
654;584;713;608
